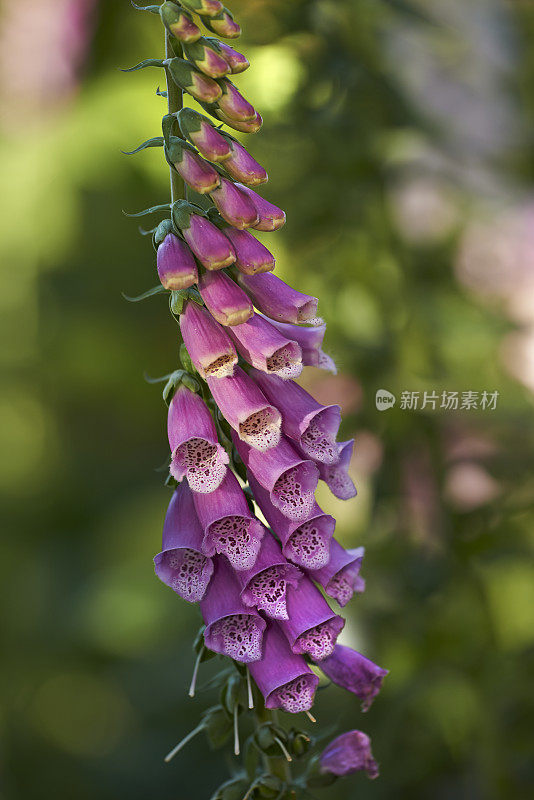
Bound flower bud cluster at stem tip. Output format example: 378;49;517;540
123;1;387;796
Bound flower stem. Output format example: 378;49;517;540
164;32;183;203
254;704;292;784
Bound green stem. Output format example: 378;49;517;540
164;32;184;203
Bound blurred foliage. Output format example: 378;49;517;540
1;0;534;798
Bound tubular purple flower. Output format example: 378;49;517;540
179;301;237;379
214;108;263;133
237;272;318;323
222;143;268;187
319;731;379;779
167;58;222;104
193;470;265;570
228;317;302;379
167;139;220;194
263;317;337;373
156;232;198;290
183;39;230;79
235;532;302;619
198;270;253;326
167;384;229;493
203;7;241;39
160;2;201;43
201;557;266;662
177;108;232;162
217;80;256;121
248;622;319;713
319;645;388;712
278;578;345;661
216;41;249;73
236;184;285;230
319;440;357;500
177;209;236;270
223;228;275;275
209;177;259;229
206;366;281;450
233;434;319;521
251;370;340;462
248;474;334;569
309;541;365;607
153;482;214;603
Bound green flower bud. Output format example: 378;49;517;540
160;2;201;43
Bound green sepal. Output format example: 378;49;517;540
161;115;177;148
253;723;288;758
209;776;249;800
176;107;205;137
251;774;285;799
154;218;175;246
287;729;312;759
162;368;200;405
121;284;167;302
170;289;186;315
166;134;197;165
164;473;179;489
165;57;195;90
304;755;338;788
121;136;164;156
172;198;204;230
123;203;170;218
202;705;233;749
220;673;249;717
121;58;165;72
179;343;195;374
131;1;160;12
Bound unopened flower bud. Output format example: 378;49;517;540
183;38;230;79
214;109;263;133
167;137;220;194
217;79;256;121
210;177;259;229
319;730;379;779
167;57;222;103
174;202;236;270
237;272;318;323
222;142;268;186
203;6;241;39
177;108;232;162
223;228;275;275
157;232;198;290
215;40;249;73
180;0;224;17
160;2;201;43
288;729;311;758
198;270;253;326
236;184;286;230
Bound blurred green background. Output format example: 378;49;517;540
1;0;534;798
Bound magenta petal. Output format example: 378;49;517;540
248;474;334;569
251;370;340;461
248;621;319;713
228;317;302;379
235;532;302;619
320;645;388;711
320;730;379;779
236;184;286;230
180;301;237;379
167;384;229;493
319;440;357;500
193;469;265;569
198;270;253;326
182;214;236;270
278;578;345;661
223;228;275;275
207;366;281;450
209;177;259;229
156;233;198;290
153;483;214;602
237;272;318;323
201;557;266;662
233;433;319;521
218;80;256;121
309;541;365;606
217;42;249;73
261;316;336;372
224;143;268;187
173;149;220;194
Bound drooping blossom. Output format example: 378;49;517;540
201;556;265;662
251;370;340;461
264;316;336;372
223;227;276;275
207;366;281;450
310;541;365;606
156;232;198;290
234;434;319;521
193;470;265;570
319;645;388;711
174;204;236;270
319;730;379;779
198;269;253;326
248;473;334;569
180;301;237;379
153;482;214;602
236;184;286;231
235;532;302;619
278;578;345;661
228;317;302;379
222;142;268;186
209;177;259;229
248;622;319;713
237;271;319;323
177;108;232;161
167;384;229;493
